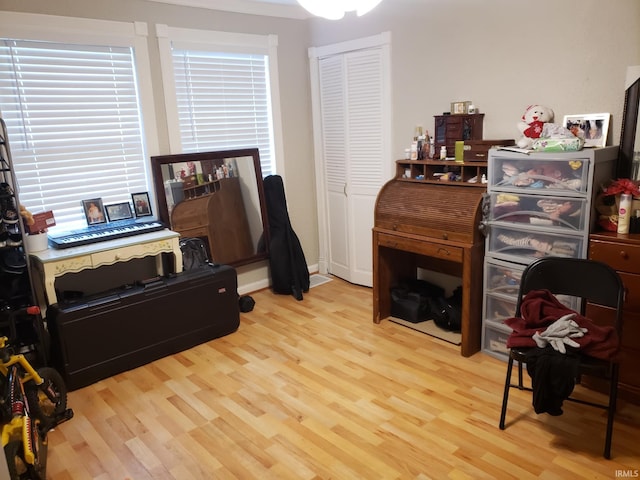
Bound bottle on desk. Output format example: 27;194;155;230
617;193;633;234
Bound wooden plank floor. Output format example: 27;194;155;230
46;276;639;479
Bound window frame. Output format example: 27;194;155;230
156;24;284;178
0;12;160;229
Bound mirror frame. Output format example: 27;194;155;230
150;148;270;267
617;65;640;179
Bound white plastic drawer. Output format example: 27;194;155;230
489;192;587;232
485;259;524;297
489;155;589;193
482;321;512;358
488;225;584;263
484;258;580;312
485;294;517;323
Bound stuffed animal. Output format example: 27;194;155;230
19;204;35;227
516;105;555;148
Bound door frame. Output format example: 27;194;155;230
308;32;393;278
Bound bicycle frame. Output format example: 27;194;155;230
0;338;45;386
0;300;74;479
0;344;44;468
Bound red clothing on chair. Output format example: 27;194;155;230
505;289;620;360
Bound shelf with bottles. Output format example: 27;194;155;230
395;159;488;187
182;179;222;200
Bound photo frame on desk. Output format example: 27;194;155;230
132;192;152;218
81;198;106;225
563;113;610;148
105;202;134;222
451;101;471;115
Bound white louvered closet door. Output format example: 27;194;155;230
317;45;389;287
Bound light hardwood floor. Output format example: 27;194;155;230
46;276;639;479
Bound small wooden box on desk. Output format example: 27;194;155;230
588;231;640;404
434;113;484;155
373;168;486;357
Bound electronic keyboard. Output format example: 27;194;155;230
48;220;165;249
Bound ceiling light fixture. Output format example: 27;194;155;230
297;0;384;20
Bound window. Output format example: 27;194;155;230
157;25;282;177
0;13;158;231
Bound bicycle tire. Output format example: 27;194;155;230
4;439;46;480
25;367;67;423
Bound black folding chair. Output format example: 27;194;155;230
498;257;624;459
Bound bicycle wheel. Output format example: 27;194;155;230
4;438;46;480
25;367;67;422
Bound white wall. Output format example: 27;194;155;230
307;0;640;161
1;0;639;293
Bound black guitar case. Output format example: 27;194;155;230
263;175;309;300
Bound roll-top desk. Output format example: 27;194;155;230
171;177;254;265
373;165;486;357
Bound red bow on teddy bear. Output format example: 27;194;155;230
523;120;544;139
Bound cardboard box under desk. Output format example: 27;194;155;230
463;139;515;161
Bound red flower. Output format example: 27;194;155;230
604;178;640;197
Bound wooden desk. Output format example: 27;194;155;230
373;180;485;357
29;229;183;309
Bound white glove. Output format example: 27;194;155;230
532;313;588;353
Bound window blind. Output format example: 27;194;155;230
0;39;149;230
171;49;274;177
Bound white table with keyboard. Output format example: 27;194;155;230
29;229;183;312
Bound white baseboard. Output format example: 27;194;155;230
237;263;319;296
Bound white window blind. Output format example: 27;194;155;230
171;49;275;177
0;39;149;230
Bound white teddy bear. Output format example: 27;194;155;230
516;104;554;148
516;104;580;149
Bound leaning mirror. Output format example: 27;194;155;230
150;148;269;267
618;65;640;179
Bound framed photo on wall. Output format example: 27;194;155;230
82;198;106;225
132;192;152;218
563;113;610;148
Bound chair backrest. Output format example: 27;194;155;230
515;257;625;335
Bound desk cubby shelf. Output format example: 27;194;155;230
396;159;487;187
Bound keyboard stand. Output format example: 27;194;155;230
28;229;183;316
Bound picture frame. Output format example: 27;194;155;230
563;113;610;148
81;198;106;225
105;202;134;222
131;192;152;218
451;101;471;115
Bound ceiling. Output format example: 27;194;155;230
251;0;298;4
148;0;310;19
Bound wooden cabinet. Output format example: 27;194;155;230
434;113;484;156
395;159;487;187
588;231;640;404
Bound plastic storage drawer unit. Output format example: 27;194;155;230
482;320;512;361
488;224;584;264
489;154;590;193
489;192;587;232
